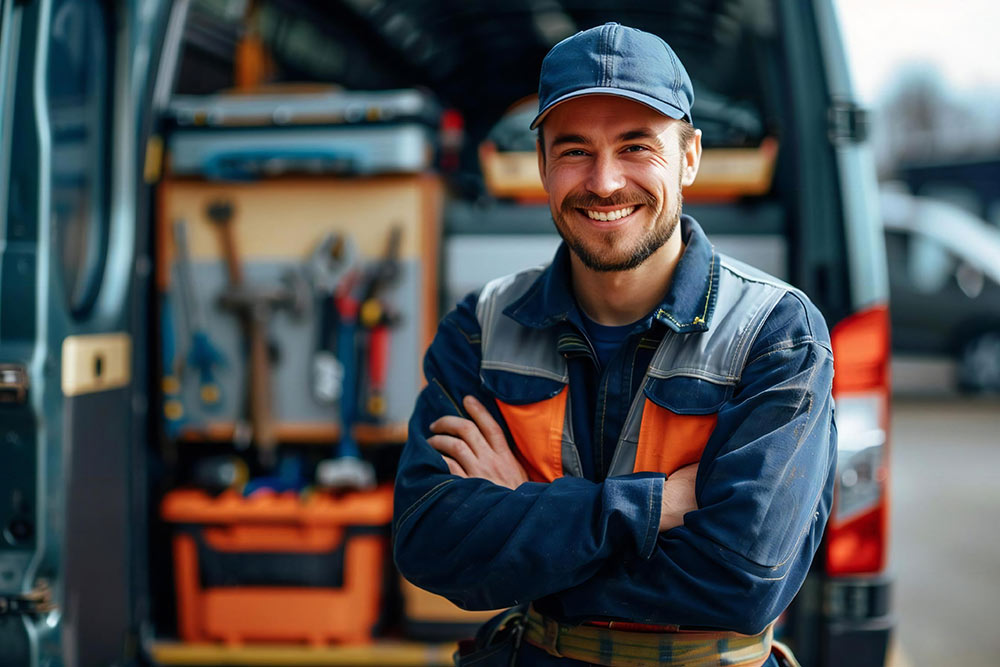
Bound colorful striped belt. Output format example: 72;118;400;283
522;606;774;667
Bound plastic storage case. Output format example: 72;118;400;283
161;485;393;646
165;89;440;178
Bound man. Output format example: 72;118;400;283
394;22;835;667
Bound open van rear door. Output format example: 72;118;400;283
0;1;169;664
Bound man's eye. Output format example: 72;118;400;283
624;145;648;153
562;149;588;157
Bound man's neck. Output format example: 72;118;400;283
570;232;685;326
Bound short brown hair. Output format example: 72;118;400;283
674;120;696;153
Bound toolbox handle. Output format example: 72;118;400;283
203;524;344;553
202;148;361;181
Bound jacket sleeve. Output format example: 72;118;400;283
393;293;665;610
547;293;838;635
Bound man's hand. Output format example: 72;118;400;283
659;463;699;532
428;395;529;490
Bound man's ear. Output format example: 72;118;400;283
680;129;703;187
536;137;550;193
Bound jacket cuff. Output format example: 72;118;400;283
603;474;664;560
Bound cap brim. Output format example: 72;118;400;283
529;87;689;129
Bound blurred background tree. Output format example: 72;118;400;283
874;65;1000;175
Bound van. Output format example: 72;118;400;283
0;1;892;665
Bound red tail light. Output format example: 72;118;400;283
825;305;891;576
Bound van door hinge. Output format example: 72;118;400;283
828;100;870;144
0;581;56;616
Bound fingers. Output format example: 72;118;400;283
441;456;468;478
428;434;478;472
462;396;509;452
428;397;526;489
430;415;488;452
668;462;699;482
660;464;700;532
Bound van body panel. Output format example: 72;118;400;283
815;0;890;310
0;1;171;664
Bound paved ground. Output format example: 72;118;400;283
888;393;1000;666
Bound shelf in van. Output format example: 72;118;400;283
149;639;455;666
176;421;408;445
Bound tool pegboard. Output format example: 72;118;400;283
155;174;441;446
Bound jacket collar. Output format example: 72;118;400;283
504;215;719;334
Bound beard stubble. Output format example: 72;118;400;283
552;180;684;273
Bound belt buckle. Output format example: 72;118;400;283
511;615;527;648
541;614;563;657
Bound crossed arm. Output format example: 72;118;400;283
393;293;836;632
428;394;699;533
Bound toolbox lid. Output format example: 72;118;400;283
161;485;394;525
165;88;441;129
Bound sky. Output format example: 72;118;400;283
834;0;1000;104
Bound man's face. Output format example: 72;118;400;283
537;95;699;272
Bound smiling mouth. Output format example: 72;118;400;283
582;206;637;222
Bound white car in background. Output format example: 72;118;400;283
880;188;1000;392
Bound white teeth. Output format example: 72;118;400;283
586;206;635;221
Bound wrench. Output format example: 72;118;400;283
307;233;359;404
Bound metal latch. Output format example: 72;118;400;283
0;364;29;404
828;99;870;144
0;581;56;616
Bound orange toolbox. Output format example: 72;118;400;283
161;485;393;646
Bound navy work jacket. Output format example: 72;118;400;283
393;217;837;635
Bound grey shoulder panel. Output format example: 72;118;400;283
609;256;794;476
648;254;791;384
475;268;544;325
717;254;803;294
476;267;568;384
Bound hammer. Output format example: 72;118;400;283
207;200;306;468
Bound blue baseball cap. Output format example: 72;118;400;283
531;22;694;130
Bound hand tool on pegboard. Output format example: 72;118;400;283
160;293;186;437
357;225;403;421
306;233;358;405
208;199;308;468
314;256;376;491
173;219;226;412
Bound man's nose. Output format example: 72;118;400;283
585;155;627;198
